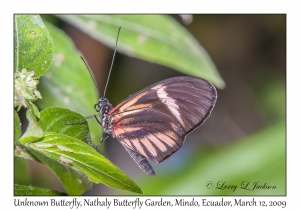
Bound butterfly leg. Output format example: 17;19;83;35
93;114;102;125
93;133;109;150
101;133;109;142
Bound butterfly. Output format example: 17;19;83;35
83;27;217;175
95;76;217;175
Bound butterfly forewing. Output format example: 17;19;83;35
108;76;217;164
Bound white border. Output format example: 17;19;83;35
3;0;298;209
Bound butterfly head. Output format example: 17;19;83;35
94;98;113;117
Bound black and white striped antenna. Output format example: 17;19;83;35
103;26;121;97
80;26;121;98
80;56;100;96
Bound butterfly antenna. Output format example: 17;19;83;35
80;56;101;97
103;26;121;98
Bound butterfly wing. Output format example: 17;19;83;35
121;144;155;176
109;76;217;164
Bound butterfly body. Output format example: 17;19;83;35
95;76;217;175
96;98;114;135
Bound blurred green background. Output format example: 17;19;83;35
15;14;286;195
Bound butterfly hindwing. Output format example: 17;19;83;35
109;76;217;164
121;143;155;176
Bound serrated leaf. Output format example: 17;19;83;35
14;110;21;144
14;184;67;196
25;133;142;194
37;21;101;145
14;15;54;77
57;15;225;88
19;109;43;144
38;107;89;142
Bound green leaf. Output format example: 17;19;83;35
14;15;54;77
25;133;142;194
14;145;36;161
23;137;93;196
14;110;21;144
14;158;30;185
37;21;101;144
38;107;89;142
14;184;67;196
28;100;40;118
57;15;225;88
19;109;43;144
